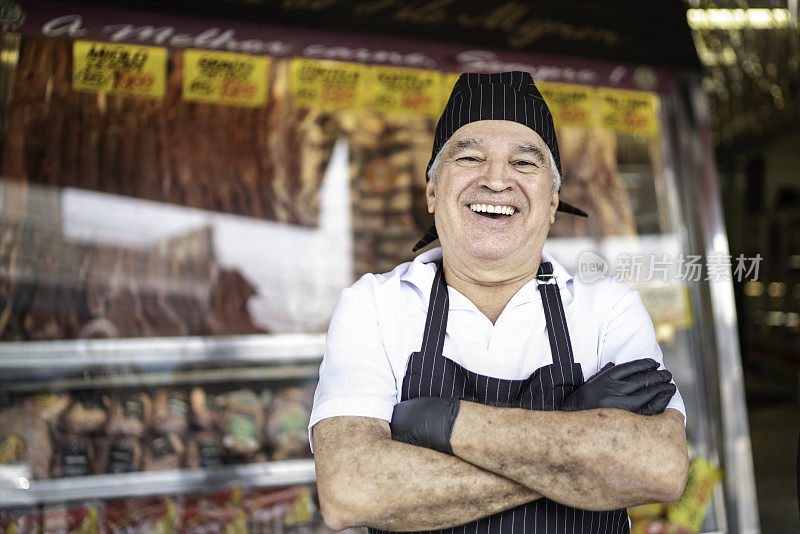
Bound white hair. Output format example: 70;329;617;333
427;141;562;193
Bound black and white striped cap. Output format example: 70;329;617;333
427;71;561;180
412;71;587;252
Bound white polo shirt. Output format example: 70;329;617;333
309;247;686;451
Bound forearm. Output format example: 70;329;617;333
313;416;541;531
450;403;688;511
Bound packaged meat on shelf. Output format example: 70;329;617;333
0;335;324;526
0;484;350;533
1;384;315;482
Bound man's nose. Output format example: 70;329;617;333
476;159;513;191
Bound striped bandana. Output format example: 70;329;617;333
412;71;586;253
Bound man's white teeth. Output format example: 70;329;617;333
469;204;516;216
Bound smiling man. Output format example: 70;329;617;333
310;72;688;533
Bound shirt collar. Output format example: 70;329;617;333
400;247;443;296
401;246;574;305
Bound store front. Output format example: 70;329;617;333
0;1;758;532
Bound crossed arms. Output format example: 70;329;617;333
313;277;689;530
313;404;688;531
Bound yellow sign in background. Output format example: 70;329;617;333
289;59;366;111
439;72;461;111
538;82;596;129
598;88;659;136
183;49;269;107
666;457;723;533
73;40;166;98
638;285;694;332
368;66;441;118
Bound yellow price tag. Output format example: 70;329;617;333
597;88;660;136
538;82;596;129
183;49;269;107
368;66;441;118
73;40;166;99
289;58;366;111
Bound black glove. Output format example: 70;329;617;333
561;358;676;415
637;381;679;415
390;396;460;455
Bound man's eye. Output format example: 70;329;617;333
512;161;536;167
457;156;482;162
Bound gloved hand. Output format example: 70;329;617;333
390;396;460;455
561;358;676;415
637;381;679;416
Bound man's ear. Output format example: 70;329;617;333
426;180;436;213
549;191;559;224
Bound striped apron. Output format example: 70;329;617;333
371;261;629;534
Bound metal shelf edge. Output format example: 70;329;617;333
0;333;326;369
4;363;321;393
0;459;317;508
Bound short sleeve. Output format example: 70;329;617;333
308;276;398;452
598;280;687;426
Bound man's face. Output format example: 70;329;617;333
426;120;559;263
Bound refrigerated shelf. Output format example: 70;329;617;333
0;333;327;372
3;363;321;393
0;459;316;508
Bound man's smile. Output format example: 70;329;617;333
468;203;517;216
464;203;519;224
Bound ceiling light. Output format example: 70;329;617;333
687;9;796;30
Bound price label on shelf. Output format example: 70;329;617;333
368;66;441;118
538;82;596;129
289;58;366;111
597;87;660;136
183;49;269;107
72;40;166;99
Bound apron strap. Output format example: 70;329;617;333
536;261;576;370
419;262;449;361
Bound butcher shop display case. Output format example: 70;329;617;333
1;1;759;532
0;334;326;530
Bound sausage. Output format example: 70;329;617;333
61;393;109;434
106;393;152;438
51;433;94;478
189;387;222;432
219;389;264;458
185;432;224;469
265;388;312;461
95;436;143;474
152;389;190;436
142;434;184;471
